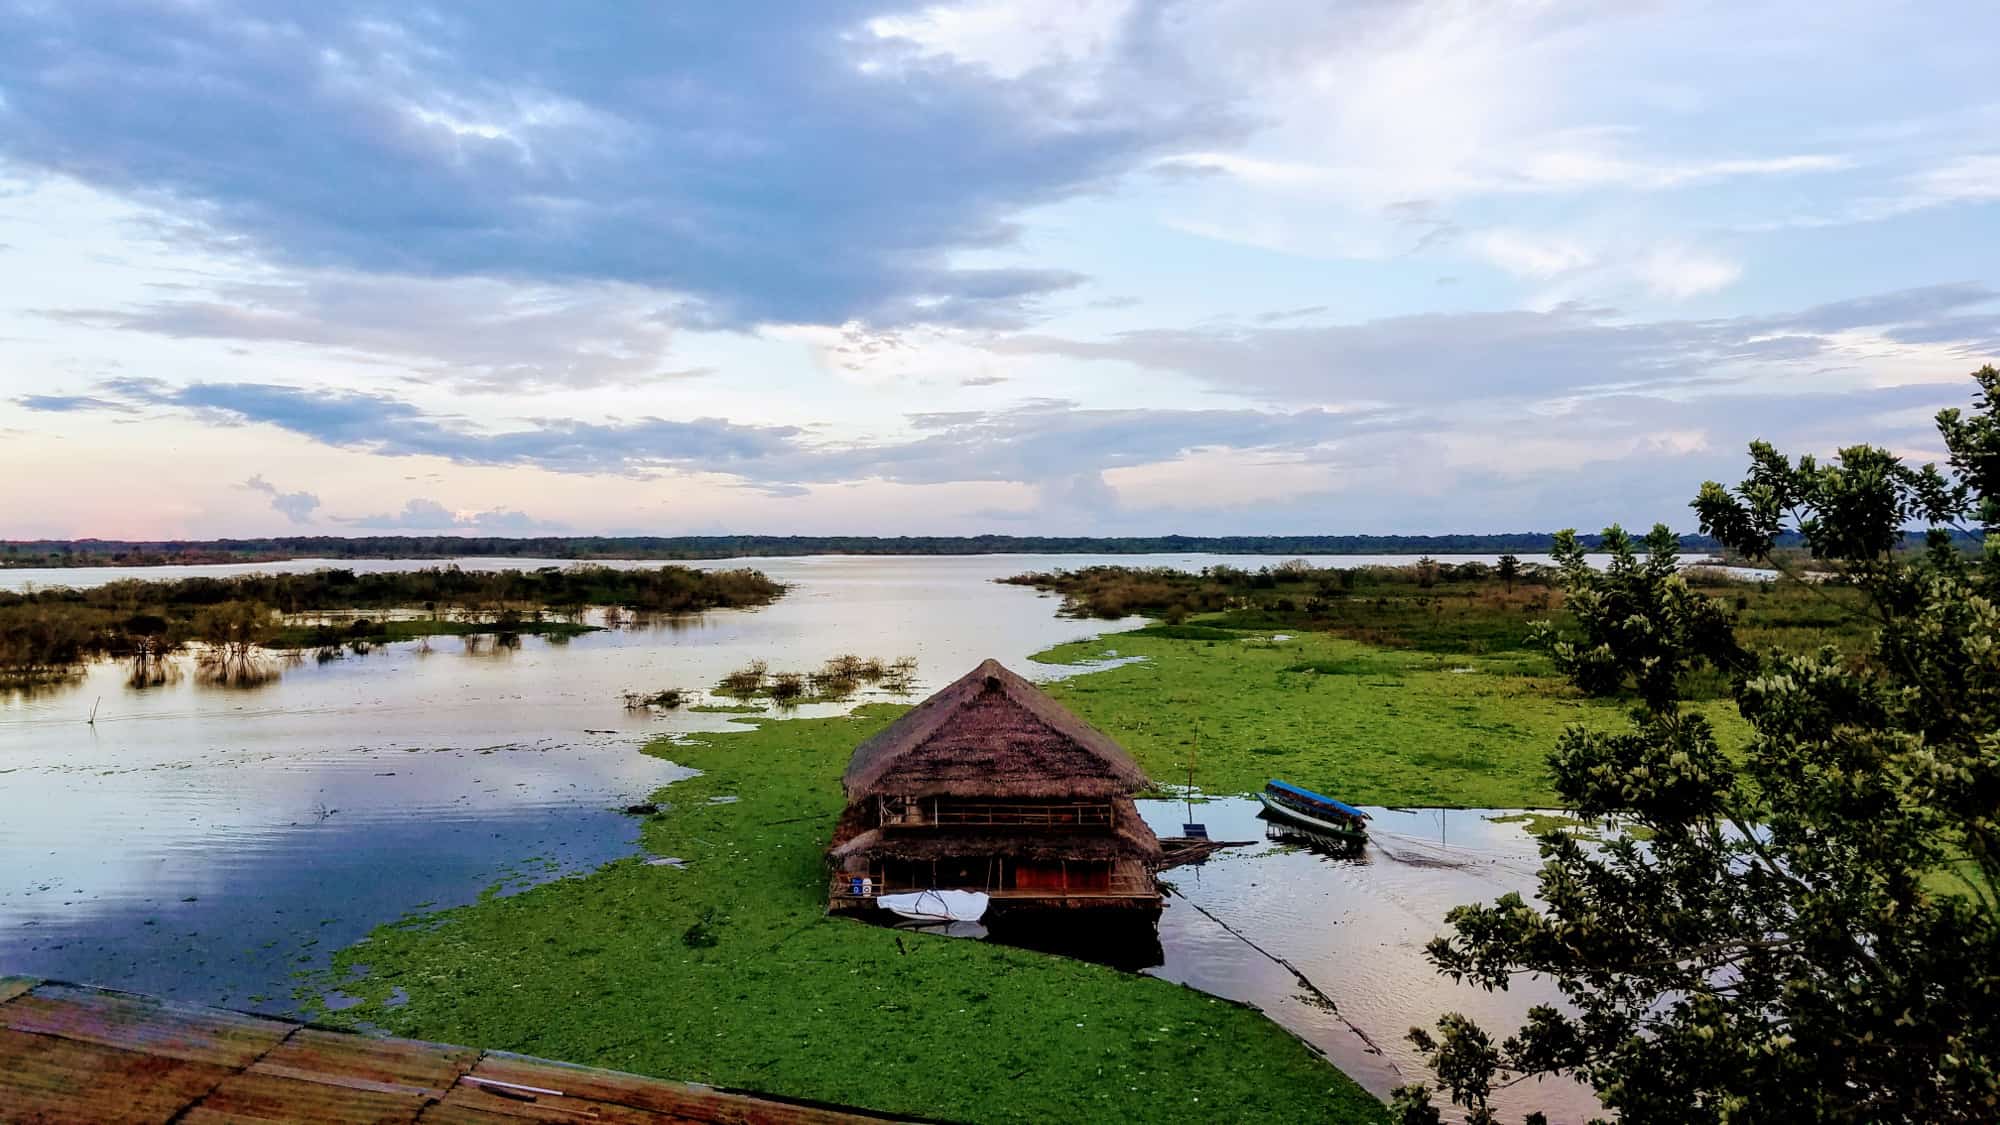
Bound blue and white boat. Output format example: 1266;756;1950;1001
1258;779;1370;843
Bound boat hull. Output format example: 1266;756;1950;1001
1257;792;1368;842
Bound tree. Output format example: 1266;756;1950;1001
1416;556;1440;589
1395;367;2000;1124
1497;553;1521;593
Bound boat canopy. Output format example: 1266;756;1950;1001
1266;779;1370;821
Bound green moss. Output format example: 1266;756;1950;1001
1036;629;1750;807
312;706;1385;1125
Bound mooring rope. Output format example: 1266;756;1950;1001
1163;885;1402;1072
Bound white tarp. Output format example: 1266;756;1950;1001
877;889;990;923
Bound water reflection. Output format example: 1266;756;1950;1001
1138;798;1599;1124
3;756;676;1014
0;556;1149;1017
1262;817;1369;859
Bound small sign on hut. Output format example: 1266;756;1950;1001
826;659;1164;919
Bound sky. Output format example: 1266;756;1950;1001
1;1;1996;540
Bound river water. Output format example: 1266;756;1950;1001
1137;799;1599;1121
0;553;1600;1120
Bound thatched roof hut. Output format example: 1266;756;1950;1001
827;659;1165;915
841;658;1150;801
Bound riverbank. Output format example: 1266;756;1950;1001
314;705;1387;1124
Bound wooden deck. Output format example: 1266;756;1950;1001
0;977;920;1124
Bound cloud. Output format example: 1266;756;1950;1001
14;393;137;414
33;281;2000;535
58;374;1370;491
1632;245;1742;301
996;283;2000;405
242;474;322;524
0;1;1236;328
1254;305;1330;324
1163;147;1848;203
810;399;1367;486
1906;154;2000;206
1507;149;1850;193
1471;231;1597;280
864;0;1135;84
1468;232;1739;301
341;498;564;532
45;274;698;392
97;379;804;474
43;282;1998;509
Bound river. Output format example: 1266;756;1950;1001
0;553;1601;1120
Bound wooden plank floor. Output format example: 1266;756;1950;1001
0;978;918;1124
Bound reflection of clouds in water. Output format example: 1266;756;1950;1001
0;797;648;1015
0;741;690;918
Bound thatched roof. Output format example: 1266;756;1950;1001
840;658;1151;800
828;797;1164;865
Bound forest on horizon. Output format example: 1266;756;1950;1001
3;531;1736;568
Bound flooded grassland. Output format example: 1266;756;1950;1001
311;623;1701;1123
0;555;1706;1123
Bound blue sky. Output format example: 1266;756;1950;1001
1;0;1996;538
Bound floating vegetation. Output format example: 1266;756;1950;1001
622;688;686;711
769;671;807;702
717;660;769;697
715;654;917;706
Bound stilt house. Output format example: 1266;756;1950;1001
827;659;1164;916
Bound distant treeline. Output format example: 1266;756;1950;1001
0;564;783;682
6;531;1982;570
5;532;1722;568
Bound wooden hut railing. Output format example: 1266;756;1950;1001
877;797;1115;829
829;867;1156;899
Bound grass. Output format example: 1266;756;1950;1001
312;707;1386;1125
1036;628;1752;807
1009;564;1879;675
